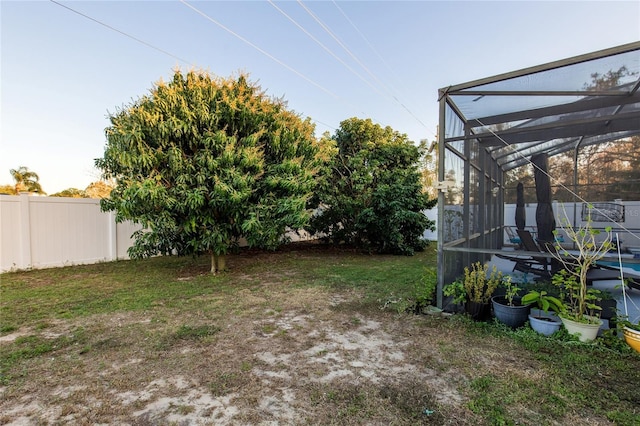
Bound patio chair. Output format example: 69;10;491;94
496;229;552;279
505;227;522;247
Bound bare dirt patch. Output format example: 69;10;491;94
0;284;488;425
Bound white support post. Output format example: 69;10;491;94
18;193;32;270
107;210;117;261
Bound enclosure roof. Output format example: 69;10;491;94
439;42;640;171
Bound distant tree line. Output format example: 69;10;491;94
0;167;114;199
504;136;640;204
0;166;45;195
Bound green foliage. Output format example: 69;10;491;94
552;269;602;323
2;248;640;423
467;375;512;425
550;204;613;319
501;276;519;306
463;262;501;304
9;166;45;194
50;181;114;199
96;70;319;272
50;188;87;198
617;312;640;332
415;266;437;308
443;279;466;305
0;328;87;385
521;290;563;314
307;117;436;255
0;184;16;195
156;324;221;350
174;324;220;341
384;266;437;314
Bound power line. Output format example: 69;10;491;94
179;0;378;127
301;1;433;137
332;1;400;91
51;0;427;139
49;0;192;66
54;0;428;140
180;1;341;102
267;0;382;98
48;0;334;133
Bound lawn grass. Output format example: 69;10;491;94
1;242;639;425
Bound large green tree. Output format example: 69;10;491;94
308;118;436;255
96;70;319;273
10;166;45;194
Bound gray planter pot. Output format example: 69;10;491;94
491;296;531;329
528;314;561;336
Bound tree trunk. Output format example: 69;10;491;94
210;253;227;274
217;254;226;273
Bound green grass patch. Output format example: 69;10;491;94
173;324;221;341
1;245;433;327
0;327;88;385
1;242;638;424
447;315;640;424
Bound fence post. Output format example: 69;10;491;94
107;210;117;261
19;193;32;269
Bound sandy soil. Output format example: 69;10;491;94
0;284;489;425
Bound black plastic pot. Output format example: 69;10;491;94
465;301;492;321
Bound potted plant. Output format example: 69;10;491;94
443;277;465;301
444;262;500;321
491;276;531;329
413;266;440;314
620;319;640;353
521;290;563;336
552;269;603;342
549;205;612;342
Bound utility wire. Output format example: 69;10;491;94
267;0;383;98
49;0;335;133
53;0;420;140
52;0;430;139
181;1;342;104
298;1;378;90
331;1;436;140
184;0;424;136
50;0;192;65
332;0;400;93
300;0;433;137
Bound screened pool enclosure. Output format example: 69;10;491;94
436;41;640;307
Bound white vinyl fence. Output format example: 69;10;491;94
504;200;640;250
1;194;140;273
0;194;315;273
4;193;637;273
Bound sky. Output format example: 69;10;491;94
1;1;639;194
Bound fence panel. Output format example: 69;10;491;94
1;194;441;272
0;196;23;271
0;195;139;272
